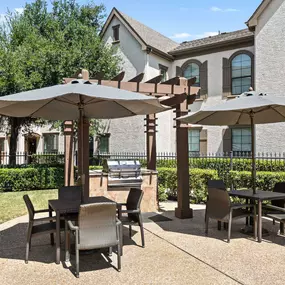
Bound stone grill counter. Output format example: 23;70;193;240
89;169;158;212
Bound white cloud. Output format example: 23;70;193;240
170;32;192;39
193;32;219;39
211;6;222;12
210;6;240;12
15;8;24;14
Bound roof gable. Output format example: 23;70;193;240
246;0;272;28
101;8;178;56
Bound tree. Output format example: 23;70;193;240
0;0;120;165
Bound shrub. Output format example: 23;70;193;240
157;167;218;203
158;185;168;202
0;167;64;192
229;170;285;191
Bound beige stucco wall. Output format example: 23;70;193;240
173;46;255;153
254;0;285;153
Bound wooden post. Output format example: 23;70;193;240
175;78;193;219
145;114;157;170
64;121;74;186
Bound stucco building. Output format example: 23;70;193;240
0;0;284;157
100;0;285;155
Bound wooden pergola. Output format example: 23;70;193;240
63;69;199;219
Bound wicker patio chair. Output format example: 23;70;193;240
205;186;256;243
117;188;145;248
23;194;60;263
263;182;285;234
65;202;122;278
205;180;226;229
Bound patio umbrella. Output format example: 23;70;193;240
0;79;168;200
178;91;285;194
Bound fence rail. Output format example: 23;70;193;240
1;151;285;173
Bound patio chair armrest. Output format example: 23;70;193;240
35;209;52;214
263;204;285;212
34;216;56;222
120;209;140;214
116;218;122;227
230;204;254;210
67;220;79;231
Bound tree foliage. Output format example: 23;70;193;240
0;0;120;164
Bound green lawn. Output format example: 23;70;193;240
0;189;58;224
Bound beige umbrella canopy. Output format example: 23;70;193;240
0;79;168;201
178;91;285;193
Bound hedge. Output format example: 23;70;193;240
157;167;218;203
0;167;64;192
229;170;285;191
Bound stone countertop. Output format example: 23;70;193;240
89;168;158;176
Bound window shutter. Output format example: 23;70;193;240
223;58;231;98
223;128;232;153
176;66;182;77
200;61;208;97
199;129;207;154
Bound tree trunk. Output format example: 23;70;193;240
9;117;22;166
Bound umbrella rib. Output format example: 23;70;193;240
270;106;285;120
55;98;77;106
236;110;245;125
29;98;55;117
194;111;216;124
114;101;137;116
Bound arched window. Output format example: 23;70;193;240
231;53;252;95
183;63;200;86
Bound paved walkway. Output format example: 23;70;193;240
1;202;285;284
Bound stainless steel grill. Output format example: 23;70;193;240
103;160;142;188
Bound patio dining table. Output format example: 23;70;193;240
48;196;115;264
228;190;285;242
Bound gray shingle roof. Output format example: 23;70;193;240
170;29;254;53
118;10;179;54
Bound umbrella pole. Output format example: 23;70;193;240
250;112;256;194
78;102;85;202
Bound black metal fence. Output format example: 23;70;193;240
2;151;285;173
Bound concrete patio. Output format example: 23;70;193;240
1;202;285;285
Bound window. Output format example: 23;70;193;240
112;25;120;41
0;138;4;152
159;64;168;82
98;134;110;153
232;128;251;153
183;63;200;86
231;53;252;95
43;133;59;153
188;129;200;153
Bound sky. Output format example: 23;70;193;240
0;0;261;42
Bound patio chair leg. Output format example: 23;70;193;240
109;247;112;257
65;221;70;262
223;222;228;230
117;243;121;272
129;225;132;238
25;223;33;263
280;222;284;235
227;214;232;243
273;219;275;225
75;231;79;278
205;216;209;235
119;223;123;256
139;215;145;248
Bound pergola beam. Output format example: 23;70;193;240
64;77;199;97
